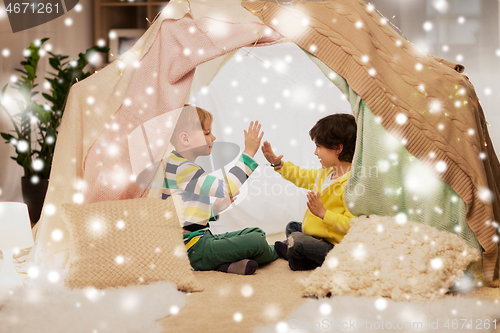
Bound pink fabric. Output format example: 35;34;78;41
82;15;284;203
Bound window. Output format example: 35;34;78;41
425;0;481;45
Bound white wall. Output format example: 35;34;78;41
0;0;93;201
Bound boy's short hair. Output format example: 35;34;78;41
187;104;213;128
170;104;213;148
309;113;357;163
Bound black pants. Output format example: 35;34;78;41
285;221;334;271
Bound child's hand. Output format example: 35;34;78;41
243;121;264;157
212;191;239;215
261;141;283;165
307;192;327;219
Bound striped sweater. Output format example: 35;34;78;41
163;150;258;248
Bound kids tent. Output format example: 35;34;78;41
29;0;500;286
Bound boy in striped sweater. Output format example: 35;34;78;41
164;104;278;275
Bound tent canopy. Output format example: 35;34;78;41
31;0;500;286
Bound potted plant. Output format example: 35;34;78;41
0;38;108;225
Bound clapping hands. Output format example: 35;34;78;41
307;191;326;219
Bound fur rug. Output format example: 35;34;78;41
303;215;480;301
255;296;500;333
0;269;186;333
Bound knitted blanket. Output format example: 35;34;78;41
29;8;284;268
242;0;500;285
306;52;480;253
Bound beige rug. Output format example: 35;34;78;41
5;233;499;332
161;233;310;332
161;234;500;333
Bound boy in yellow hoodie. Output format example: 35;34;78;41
261;113;357;270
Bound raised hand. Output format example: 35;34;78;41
243;121;264;157
261;141;283;165
307;191;326;219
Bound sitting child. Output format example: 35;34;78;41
261;113;357;270
164;104;278;275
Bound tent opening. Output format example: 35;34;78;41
184;42;352;234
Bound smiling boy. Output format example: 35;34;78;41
165;104;278;275
261;113;357;270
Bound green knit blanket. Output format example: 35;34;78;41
306;52;480;251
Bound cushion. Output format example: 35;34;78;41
302;215;480;301
61;197;202;291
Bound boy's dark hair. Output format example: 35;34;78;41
309;113;357;162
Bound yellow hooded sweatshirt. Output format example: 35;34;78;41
276;161;356;245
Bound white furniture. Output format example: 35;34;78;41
0;202;33;285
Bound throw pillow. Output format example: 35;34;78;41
61;197;202;292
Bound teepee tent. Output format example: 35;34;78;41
29;0;500;286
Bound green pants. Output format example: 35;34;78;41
187;227;279;271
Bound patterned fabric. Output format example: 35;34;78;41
61;198;202;291
163;150;258;248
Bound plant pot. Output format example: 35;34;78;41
21;177;49;227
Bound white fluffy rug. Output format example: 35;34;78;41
0;270;186;333
255;296;500;333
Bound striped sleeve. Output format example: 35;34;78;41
174;153;258;198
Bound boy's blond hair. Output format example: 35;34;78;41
170;104;213;148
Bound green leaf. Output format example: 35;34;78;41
1;132;15;142
42;93;55;103
31;103;43;114
24;65;35;79
16;100;25;112
95;45;110;53
49;57;60;71
1;84;7;98
14;68;28;75
42;111;51;124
